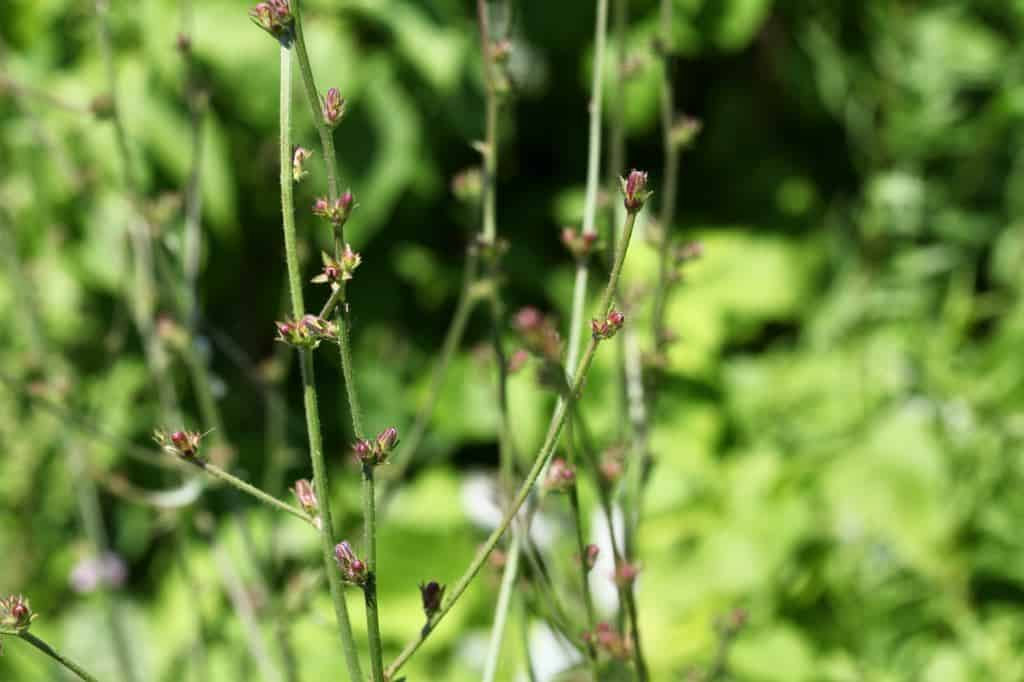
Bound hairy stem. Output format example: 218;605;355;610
16;632;101;682
362;463;385;682
278;42;364;682
187;459;316;527
384;210;638;679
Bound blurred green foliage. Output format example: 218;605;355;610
3;0;1024;680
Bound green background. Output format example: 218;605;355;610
3;0;1024;680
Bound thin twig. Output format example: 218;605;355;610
481;533;521;682
15;632;101;682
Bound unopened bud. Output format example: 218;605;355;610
670;115;702;149
561;227;599;260
322;87;346;127
619;169;652;213
334;541;368;585
292;146;313;183
543;457;575;493
613;561;640;587
154;428;206;459
582;544;600;572
291;479;318;514
248;0;294;45
0;595;36;632
419;581;445;618
375;427;398;454
591;309;625;340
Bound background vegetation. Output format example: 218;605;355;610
3;0;1024;679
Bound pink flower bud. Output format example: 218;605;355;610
334;541;368;585
291;479;318;514
543;457;575;493
619;169;652;213
322;87;346;127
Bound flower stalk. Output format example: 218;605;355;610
277;37;364;682
13;631;101;682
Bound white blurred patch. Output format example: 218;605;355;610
590;505;626;615
461;472;557;548
526;621;582;681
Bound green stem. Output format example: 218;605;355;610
278;42;364;682
384;210;638;680
518;596;538;682
336;282;365;439
362;464;385;682
16;632;101;682
565;0;610;377
564;430;598;673
481;533;521;682
187;459;316;527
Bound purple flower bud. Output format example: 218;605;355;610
352;438;374;464
155;428;205;458
322;87;346;127
291;479;318;514
591;309;625;341
334;541;368;585
313;197;331;217
0;595;35;632
375;427;398;455
619;169;652;213
543;457;575;493
613;561;640;587
514;307;544;332
248;0;294;44
419;581;445;618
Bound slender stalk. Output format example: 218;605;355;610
565;0;610;377
481;533;521;682
15;632;101;682
564;425;598;672
384;210;638;679
361;464;385;682
290;5;383;675
180;0;205;332
278;42;364;682
186;459;316;527
519;596;538;682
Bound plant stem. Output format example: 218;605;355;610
565;0;610;377
187;459;316;527
16;632;102;682
362;463;385;682
564;423;599;673
481;533;521;682
278;41;364;682
384;210;639;680
290;6;382;675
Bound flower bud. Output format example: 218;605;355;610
312;192;356;226
375;427;399;455
419;581;445;618
619;169;652;213
0;595;35;632
322;87;346;127
154;428;206;459
591;309;625;340
248;0;294;45
334;541;368;585
543;457;575;493
274;315;338;349
561;227;599;260
451;167;483;203
599;445;626;484
291;479;318;514
514;307;562;362
312;247;361;286
585;622;631;660
352;438;374;463
292;146;313;183
581;544;600;572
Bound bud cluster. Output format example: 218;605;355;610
599;443;626;483
419;581;445;618
560;226;599;261
583;622;632;661
543;457;576;493
619;169;652;213
292;146;313;183
275;315;339;349
311;246;361;286
154;428;206;460
591;309;625;340
334;541;368;586
248;0;293;44
322;87;346;128
312;191;355;226
513;307;562;362
352;427;399;466
0;594;35;633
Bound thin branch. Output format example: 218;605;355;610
14;632;101;682
481;534;521;682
